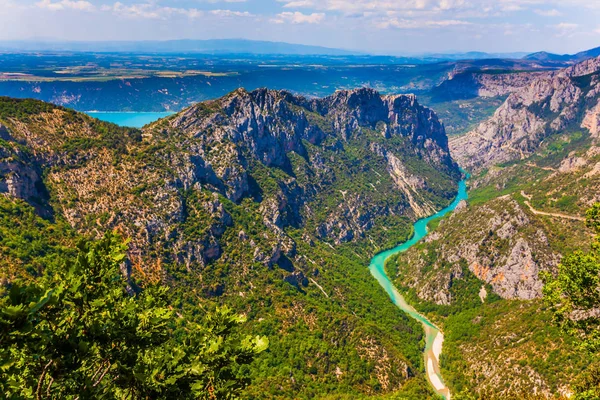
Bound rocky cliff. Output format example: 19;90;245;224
392;196;564;304
431;70;547;101
0;89;460;264
451;57;600;172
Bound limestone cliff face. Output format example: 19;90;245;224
432;70;547;100
0;124;49;215
0;89;460;273
394;196;561;304
166;88;456;197
451;57;600;172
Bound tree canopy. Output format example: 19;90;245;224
0;232;267;399
542;203;600;399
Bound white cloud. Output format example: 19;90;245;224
554;22;579;30
108;2;204;19
36;0;95;11
210;9;254;17
280;0;315;8
271;11;325;24
276;0;600;15
534;8;562;17
376;17;471;29
551;22;580;37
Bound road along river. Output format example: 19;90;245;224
369;178;468;400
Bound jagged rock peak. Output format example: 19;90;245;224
174;87;445;145
184;86;425;119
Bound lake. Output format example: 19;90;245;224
85;112;174;128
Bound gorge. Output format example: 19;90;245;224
2;53;600;399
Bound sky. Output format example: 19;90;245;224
1;0;600;54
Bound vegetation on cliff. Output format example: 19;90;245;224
0;89;462;398
542;204;600;399
1;232;267;399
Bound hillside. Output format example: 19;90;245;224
0;89;461;398
387;57;600;397
524;46;600;63
451;57;600;172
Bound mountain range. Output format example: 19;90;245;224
0;39;359;56
0;87;462;398
524;46;600;63
1;39;593;63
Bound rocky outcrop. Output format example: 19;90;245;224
582;97;600;138
395;196;561;304
0;140;49;215
451;57;600;172
0;90;460;282
432;70;547;100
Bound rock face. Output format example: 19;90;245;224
0;135;49;215
451;57;600;172
395;196;561;304
432;70;547;100
0;89;460;271
168;88;456;193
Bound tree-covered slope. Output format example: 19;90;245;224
0;89;461;398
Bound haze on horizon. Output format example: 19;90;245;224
1;0;600;55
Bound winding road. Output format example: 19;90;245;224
369;179;468;400
521;191;585;222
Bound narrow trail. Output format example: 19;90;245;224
521;191;585;222
368;179;468;400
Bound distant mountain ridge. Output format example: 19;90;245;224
0;39;359;55
524;46;600;63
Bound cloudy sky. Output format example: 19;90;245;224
1;0;600;54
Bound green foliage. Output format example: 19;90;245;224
541;203;600;398
0;233;267;399
0;196;75;285
572;361;600;400
0;97;58;120
542;203;600;353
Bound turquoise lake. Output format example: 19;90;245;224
85;112;174;128
369;178;468;399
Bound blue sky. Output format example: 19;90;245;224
1;0;600;54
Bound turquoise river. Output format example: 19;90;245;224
369;178;468;400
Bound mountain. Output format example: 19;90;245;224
385;56;600;397
0;39;358;55
419;51;529;61
0;88;461;398
523;51;574;62
451;56;600;172
524;46;600;63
